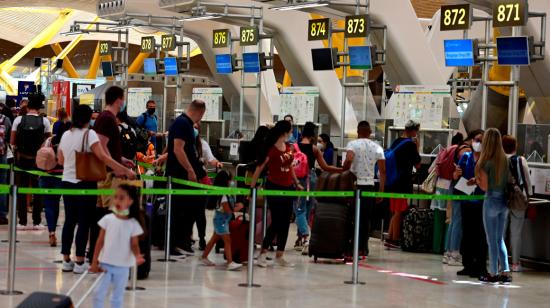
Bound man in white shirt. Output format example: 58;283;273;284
343;121;386;255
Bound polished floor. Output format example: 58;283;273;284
0;213;548;308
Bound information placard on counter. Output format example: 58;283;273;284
279;87;319;125
192;88;223;121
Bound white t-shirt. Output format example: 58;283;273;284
200;139;215;163
98;214;143;267
11;113;52;133
346;138;385;186
58;128;100;183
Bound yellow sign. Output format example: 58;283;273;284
213;29;229;48
493;0;528;27
240;26;258;46
308;18;330;41
161;34;176;51
345;15;368;38
440;4;471;31
140;36;155;53
99;41;111;56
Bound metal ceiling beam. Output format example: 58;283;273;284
86;42;101;79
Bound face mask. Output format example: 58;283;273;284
112;207;129;217
147;108;155;115
317;143;325;151
472;142;482;153
120;100;127;112
90;119;95;127
194;128;199;138
229;181;236;188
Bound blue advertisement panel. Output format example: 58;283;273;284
349;46;373;70
444;39;475;67
215;54;233;74
497;36;530;66
143;58;157;75
164;57;178;76
18;81;36;101
243;52;261;73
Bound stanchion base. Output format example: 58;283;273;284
238;283;261;288
52;260;63;264
157;259;177;262
344;281;366;285
0;290;24;295
1;240;20;243
126;286;146;291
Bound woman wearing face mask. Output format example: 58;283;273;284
317;133;335;166
453;130;487;279
250;120;304;268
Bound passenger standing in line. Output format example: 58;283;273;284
294;122;341;253
343;121;386;256
165;100;206;256
0;106;12;225
317;133;335;166
250;120;304;268
58;105;134;274
454;130;486;278
283;114;300;144
385;120;421;249
136;100;162;149
89;86;136;263
501;135;531;273
476;128;512;283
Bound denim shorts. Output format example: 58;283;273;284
213;211;232;235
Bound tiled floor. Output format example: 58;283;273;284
0;215;548;308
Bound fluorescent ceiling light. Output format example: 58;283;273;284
179;13;222;21
271;1;329;11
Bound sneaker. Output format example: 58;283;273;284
511;263;523;272
199;239;206;251
49;234;57;247
73;262;89;274
447;255;462;267
275;257;295;268
170;250;187;258
199;256;215;267
479;274;499;284
227;262;243;271
33;224;47;231
498;274;513;284
257;254;268;268
301;244;309;256
62;260;74;272
175;246;195;256
442;252;450;264
17;224;29;231
294;238;303;251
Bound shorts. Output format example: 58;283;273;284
213;211;232;235
390;198;408;213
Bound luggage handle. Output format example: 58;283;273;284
66;271;106;307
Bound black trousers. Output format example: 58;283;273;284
262;182;295;252
356;185;375;255
15;157;41;226
171;183;207;251
460;202;488;274
88;206;111;262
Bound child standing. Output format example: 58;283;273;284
199;170;244;271
91;184;145;308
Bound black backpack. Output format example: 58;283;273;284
135;113;152;154
16;115;45;157
119;124;137;159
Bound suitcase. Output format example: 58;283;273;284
137;213;151;280
17;292;73;308
309;202;349;262
401;207;434;252
229;215;250;263
151;196;166;248
316;171;356;203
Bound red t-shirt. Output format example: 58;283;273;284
93;111;122;166
267;144;294;187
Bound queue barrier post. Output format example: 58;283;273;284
345;188;365;285
126;265;145;291
239;187;260;288
158;176;176;263
0;185;23;295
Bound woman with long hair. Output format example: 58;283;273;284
250;120;304;267
475;128;512;283
317;133;335;166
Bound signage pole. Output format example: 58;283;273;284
510;26;521;137
340;37;348;148
480;19;491;130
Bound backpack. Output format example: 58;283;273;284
0;115;7;156
135;113;152;154
507;155;529;211
384;138;412;188
36;137;57;171
16;115;45;157
292;143;309;179
435;144;459;180
119;124;137;159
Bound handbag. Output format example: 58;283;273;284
36;137;57;171
421;168;437;194
76;129;107;182
506;156;529;211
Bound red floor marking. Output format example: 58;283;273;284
358;263;447;285
0;267;58;271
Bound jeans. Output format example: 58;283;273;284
15;157;41;226
61;181;96;257
40;176;63;233
0;155;7;219
508;208;526;264
263;181;295;252
294;170;317;237
483;191;510;275
93;263;129;308
445;201;463;252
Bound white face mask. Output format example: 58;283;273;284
317;143;325;151
472;142;482;153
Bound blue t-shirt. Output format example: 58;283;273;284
455;152;484;200
166;114;205;180
323;147;334;165
136;113;158;146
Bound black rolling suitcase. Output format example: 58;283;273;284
137;212;151;280
401;207;434;252
309;202;349;262
17;292;73;308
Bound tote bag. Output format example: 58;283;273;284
76;129;107;182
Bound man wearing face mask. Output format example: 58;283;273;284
136;100;163;149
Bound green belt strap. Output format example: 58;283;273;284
0;164;10;170
14;167;62;179
361;191;485;201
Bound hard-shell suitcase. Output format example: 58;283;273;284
309;202;349;262
17;292;73;308
229;215;249;263
137;212;151;280
401;207;434;252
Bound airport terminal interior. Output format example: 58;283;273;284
0;0;549;307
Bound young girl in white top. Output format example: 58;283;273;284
199;170;244;271
90;184;145;308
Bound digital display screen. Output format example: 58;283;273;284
444;39;475;67
216;54;233;74
496;36;530;65
311;48;337;71
349;46;373;70
143;58;157;75
164;57;178;76
243;52;261;73
101;61;113;77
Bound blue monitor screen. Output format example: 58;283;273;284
144;58;157;75
243;52;261;73
349;46;372;70
216;54;233;74
444;39;475;67
497;36;530;66
164;57;178;76
101;61;113;77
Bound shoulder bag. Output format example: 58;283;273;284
76;129;107;182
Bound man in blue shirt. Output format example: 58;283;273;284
136;100;161;148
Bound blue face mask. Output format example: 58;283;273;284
90;119;95;127
194;128;199;138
